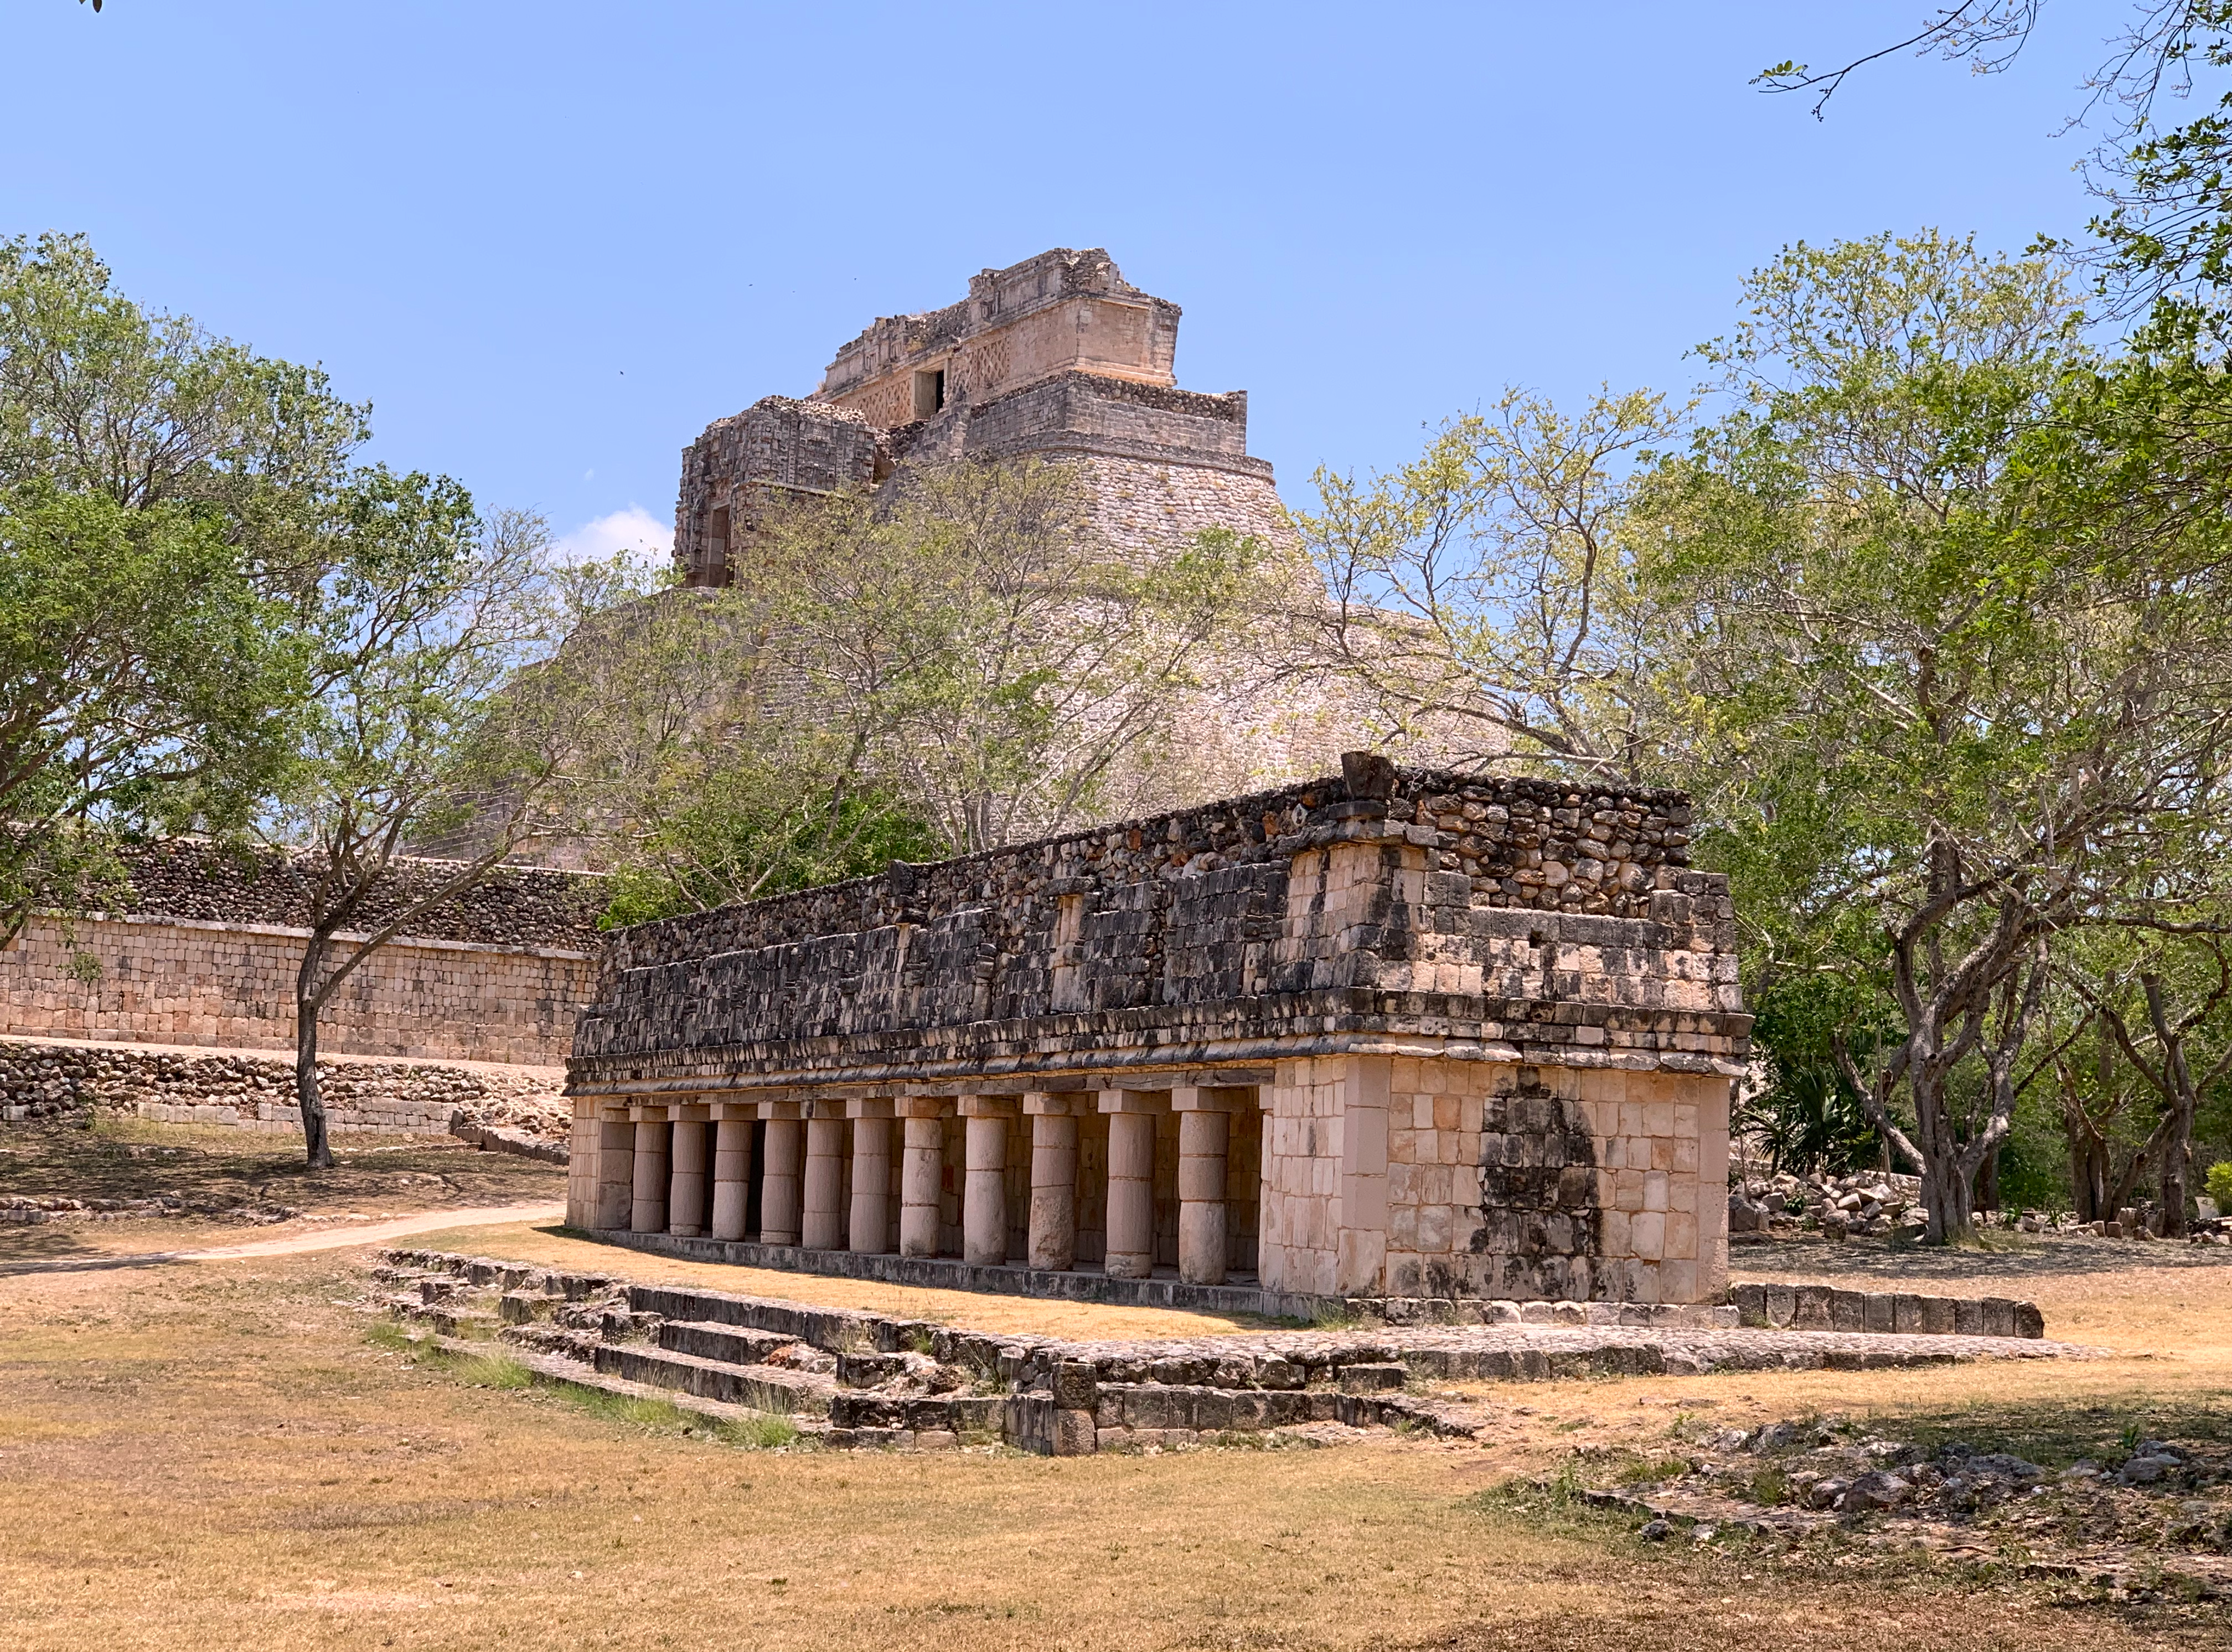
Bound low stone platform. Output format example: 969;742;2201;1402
373;1248;2092;1455
595;1226;1743;1327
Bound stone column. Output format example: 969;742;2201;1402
1101;1090;1159;1280
668;1112;711;1237
1025;1092;1081;1272
898;1096;946;1258
960;1096;1013;1266
848;1099;895;1255
1334;1055;1391;1297
592;1114;634;1230
758;1110;804;1245
629;1114;671;1234
566;1102;600;1229
1173;1093;1231;1285
802;1107;848;1251
710;1109;755;1241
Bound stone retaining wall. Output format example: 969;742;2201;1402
1731;1281;2045;1339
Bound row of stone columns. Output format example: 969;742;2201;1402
595;1086;1252;1285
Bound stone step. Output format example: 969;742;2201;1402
655;1319;800;1367
383;1293;504;1340
826;1391;1005;1432
624;1283;958;1362
591;1343;836;1416
1083;1382;1480;1445
407;1330;825;1437
383;1248;622;1302
499;1290;563;1324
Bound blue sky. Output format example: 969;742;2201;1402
2;2;2131;559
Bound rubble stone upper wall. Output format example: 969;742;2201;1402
65;839;605;949
574;762;1744;1087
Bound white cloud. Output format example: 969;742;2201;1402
552;504;671;567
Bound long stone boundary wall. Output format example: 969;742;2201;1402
2;912;594;1067
0;1036;566;1138
0;838;606;1071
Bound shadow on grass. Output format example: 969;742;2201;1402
0;1117;565;1215
1847;1389;2232;1467
1733;1232;2232;1282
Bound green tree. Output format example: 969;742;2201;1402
755;457;1273;854
2063;925;2232;1232
264;472;570;1166
0;481;303;934
1663;231;2232;1241
509;550;947;925
0;232;366;583
1290;386;1690;782
0;232;361;933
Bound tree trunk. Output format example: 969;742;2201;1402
2066;1122;2110;1222
2151;982;2204;1240
1902;1064;1978;1245
2159;1083;2197;1238
1919;1165;1975;1243
296;931;335;1170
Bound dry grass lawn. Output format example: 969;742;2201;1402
3;1164;2229;1650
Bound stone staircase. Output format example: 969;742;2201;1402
369;1247;1497;1452
370;1248;2084;1455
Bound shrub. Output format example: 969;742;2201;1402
2205;1161;2232;1209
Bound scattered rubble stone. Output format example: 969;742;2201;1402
0;1190;299;1225
1559;1412;2232;1602
1729;1166;2232;1246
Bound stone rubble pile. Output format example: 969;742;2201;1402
1726;1169;1923;1240
371;1249;2085;1456
1574;1412;2232;1601
1727;1167;2232;1246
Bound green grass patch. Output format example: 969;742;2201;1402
365;1321;533;1388
1615;1455;1693;1485
364;1319;414;1354
552;1381;803;1449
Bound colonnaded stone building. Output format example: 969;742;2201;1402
564;757;1747;1310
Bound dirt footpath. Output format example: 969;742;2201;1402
0;1115;570;1275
